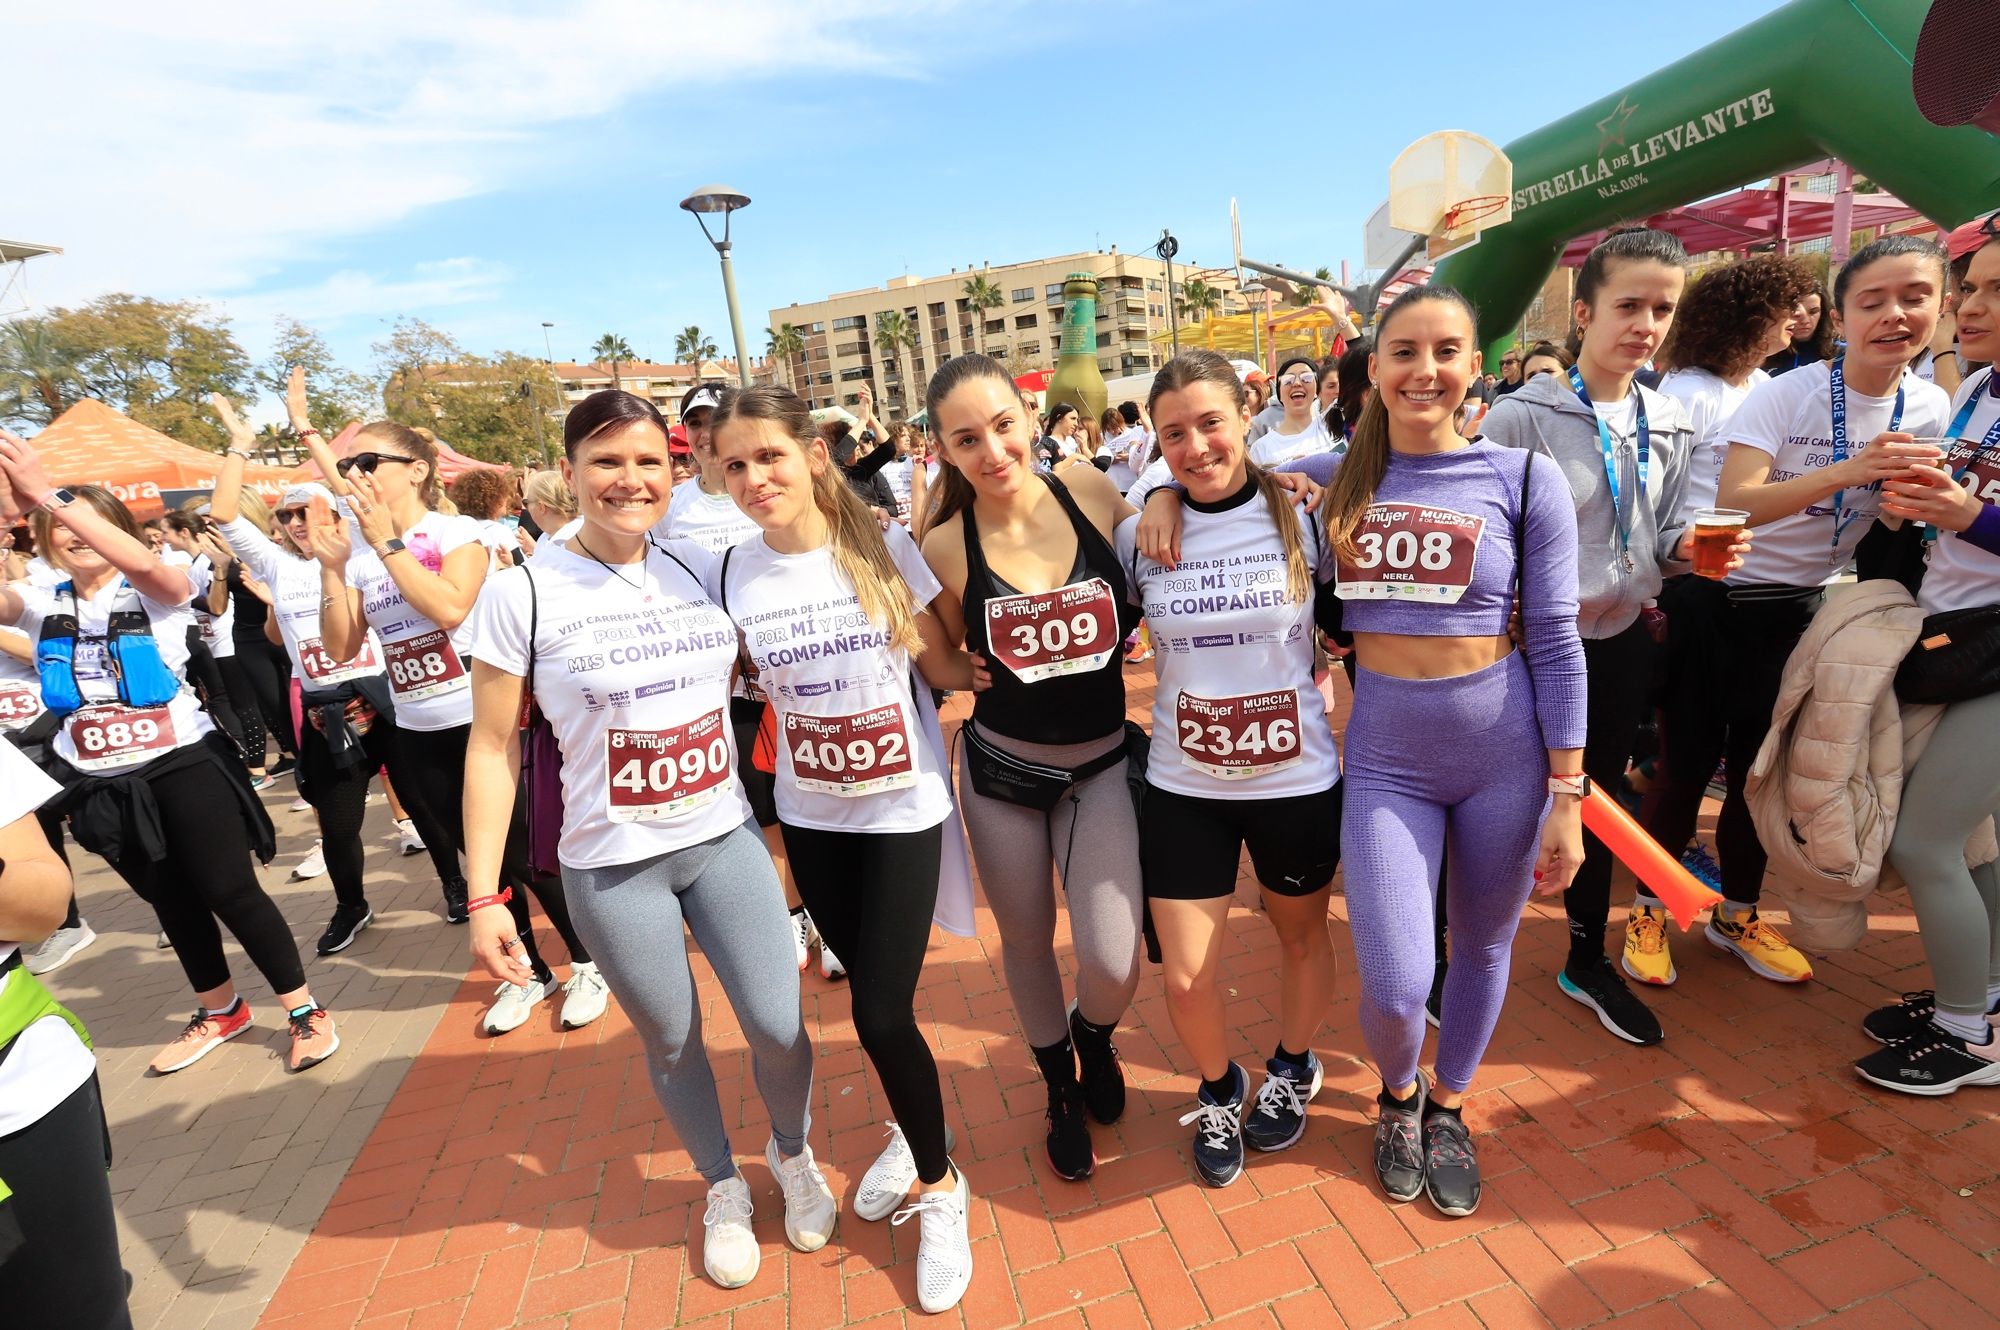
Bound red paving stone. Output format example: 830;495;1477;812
256;670;2000;1328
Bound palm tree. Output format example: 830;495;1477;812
0;318;80;428
961;273;1004;355
873;310;920;412
1177;277;1223;324
1293;267;1335;308
766;323;807;395
675;326;718;371
590;333;635;392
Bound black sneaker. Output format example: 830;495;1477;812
1422;1110;1481;1216
1243;1054;1323;1153
268;754;297;778
1855;1020;2000;1096
1373;1071;1426;1203
442;879;469;925
1557;955;1664;1046
1424;959;1446;1030
1862;990;1936;1045
316;903;374;956
1068;1004;1126;1125
1177;1066;1246;1188
1044;1081;1095;1181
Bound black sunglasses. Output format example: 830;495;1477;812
274;506;308;523
335;452;418;477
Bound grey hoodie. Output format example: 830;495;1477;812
1481;371;1693;638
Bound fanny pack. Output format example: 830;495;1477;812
961;722;1128;812
1895;604;2000;706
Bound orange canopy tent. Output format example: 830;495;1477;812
31;399;299;518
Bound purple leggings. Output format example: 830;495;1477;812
1341;652;1551;1093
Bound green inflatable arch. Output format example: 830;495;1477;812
1434;0;2000;349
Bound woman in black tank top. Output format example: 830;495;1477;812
918;353;1145;1184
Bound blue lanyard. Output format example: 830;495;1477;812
1828;357;1903;553
1927;372;2000;541
1567;366;1649;556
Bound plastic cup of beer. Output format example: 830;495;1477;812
1691;508;1748;580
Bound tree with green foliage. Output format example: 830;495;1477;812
767;322;807;397
674;326;717;368
0;319;82;429
373;318;558;464
256;317;375;437
1293;267;1335;308
961;273;1004;355
1178;277;1223;323
591;333;635;392
873;309;920;414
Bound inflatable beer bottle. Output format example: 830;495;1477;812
1045;273;1107;427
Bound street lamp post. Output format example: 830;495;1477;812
519;381;550;465
679;185;754;388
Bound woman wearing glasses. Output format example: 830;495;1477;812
282;372;603;1036
1252;357;1340;468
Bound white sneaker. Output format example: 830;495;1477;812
560;963;609;1029
891;1165;973;1314
791;912;811;972
701;1175;760;1289
288;796;312;813
819;936;847;981
854;1121;919;1220
765;1137;837;1252
23;923;96;976
156;930;172;950
396;818;425;856
290;838;326;881
483;976;558;1035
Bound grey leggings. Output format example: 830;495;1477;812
561;820;813;1183
1888;690;2000;1025
955;723;1144;1047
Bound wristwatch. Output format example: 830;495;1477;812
377;537;407;558
29;488;75;516
1548;772;1593;799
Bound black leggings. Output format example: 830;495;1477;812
214;654;269;769
233;636;297;759
1565;620;1659;961
0;1076;131;1330
106;750;305;995
782;820;950;1183
393;724;591;976
296;716;455;911
182;637;244;752
1646;585;1821;905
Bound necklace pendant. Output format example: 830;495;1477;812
1621;550;1636;573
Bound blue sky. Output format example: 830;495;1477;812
12;0;1787;416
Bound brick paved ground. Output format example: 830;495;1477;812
48;665;2000;1328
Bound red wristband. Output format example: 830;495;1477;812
467;887;513;914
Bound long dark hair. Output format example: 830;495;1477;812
922;352;1018;532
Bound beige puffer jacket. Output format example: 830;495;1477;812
1746;581;1998;950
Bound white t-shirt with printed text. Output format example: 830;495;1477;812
1921;367;2000;616
1659;366;1766;527
220;518;388;693
343;512;488;730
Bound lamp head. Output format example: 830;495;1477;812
680;185;750;215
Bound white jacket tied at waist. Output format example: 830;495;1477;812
1745;580;1998;952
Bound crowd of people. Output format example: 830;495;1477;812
1;211;1997;1324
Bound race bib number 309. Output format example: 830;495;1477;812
1175;689;1302;780
783;705;917;797
1335;503;1485;604
984;577;1119;684
67;705;177;772
606;710;732;822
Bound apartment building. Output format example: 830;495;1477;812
766;250;1242;417
549;358;774;424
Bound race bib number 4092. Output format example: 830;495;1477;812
984;577;1119;684
383;629;468;702
67;705;177;772
1335;503;1485;604
606;710;733;822
1175;689;1302;780
783;705;917;797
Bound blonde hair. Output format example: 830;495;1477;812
235;488;273;531
711;386;924;654
522;469;577;518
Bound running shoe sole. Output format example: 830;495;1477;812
1247;1062;1324;1153
1193;1153;1244;1188
154;1019;252;1074
316;909;374;956
1557;971;1658;1046
26;925;96;976
1705;923;1811;983
1620;953;1678;986
1856;1056;2000;1096
290;1029;340;1073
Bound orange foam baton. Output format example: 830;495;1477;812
1580;787;1722;930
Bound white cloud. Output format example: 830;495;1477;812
218;258;510;333
7;1;948;307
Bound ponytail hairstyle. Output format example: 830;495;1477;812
1569;227;1689;352
32;484;141;575
1322;285;1479;566
711;385;925;655
1044;402;1078;435
1657;253;1820;378
1146;349;1311;604
354;420;443;508
1335;335;1373;437
922;351;1019;533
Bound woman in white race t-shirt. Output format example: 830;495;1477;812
461;389;832;1293
709;385;980;1316
0;442;337;1081
1251;357;1339;468
1703;235;1952;966
1858;228;2000;1094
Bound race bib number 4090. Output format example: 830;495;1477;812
1175;689;1301;780
606;710;733;822
783;705;917;797
984;577;1119;684
383;629;468;702
67;705;177;772
1335;503;1485;604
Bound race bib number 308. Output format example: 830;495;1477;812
1175;689;1302;780
67;705;177;772
783;705;917;797
383;628;468;701
1335;503;1485;604
984;577;1119;684
606;710;732;822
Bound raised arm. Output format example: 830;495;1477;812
286;365;355;497
346;469;489;631
206;392;260;525
0;430;191;605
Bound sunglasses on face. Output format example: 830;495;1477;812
335;452;417;477
275;507;308;523
1500;358;1520;367
1277;369;1317;387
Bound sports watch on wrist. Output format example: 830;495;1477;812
1547;772;1593;799
30;487;76;516
377;537;407;558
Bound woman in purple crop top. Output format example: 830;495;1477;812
1319;286;1588;1219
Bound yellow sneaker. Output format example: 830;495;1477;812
1621;904;1677;986
1705;907;1813;983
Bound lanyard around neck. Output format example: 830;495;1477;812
1567;365;1649;556
1926;372;2000;542
1828;358;1904;552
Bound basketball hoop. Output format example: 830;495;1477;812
1429;195;1510;261
1390;130;1514;266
